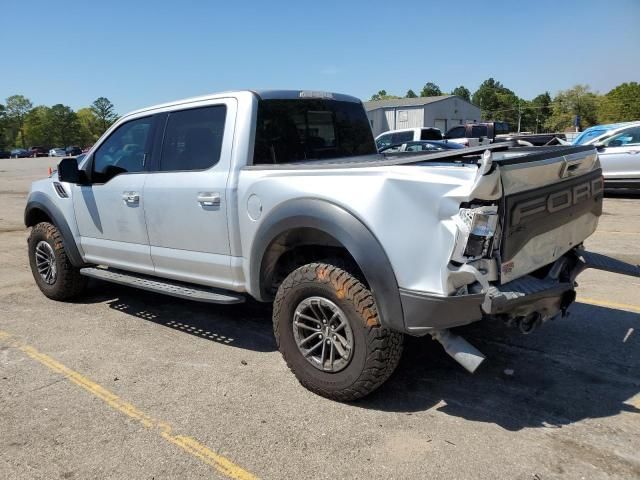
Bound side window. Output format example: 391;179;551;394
391;131;414;144
376;133;393;149
447;126;465;139
93;116;153;182
159;105;226;171
605;127;640;147
420;128;442;140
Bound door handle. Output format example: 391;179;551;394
122;192;140;204
197;192;221;207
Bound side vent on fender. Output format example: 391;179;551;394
53;182;69;198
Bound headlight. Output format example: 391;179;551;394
452;206;499;261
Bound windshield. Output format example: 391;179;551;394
253;99;377;164
573;128;606;145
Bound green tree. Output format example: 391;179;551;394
369;90;401;101
472;78;518;122
524;92;553;132
0;104;7;149
5;95;33;147
90;97;117;134
420;82;442;97
451;85;471;102
23;106;53;147
545;85;599;132
48;104;81;146
77;107;100;145
405;89;417;98
598;82;640;123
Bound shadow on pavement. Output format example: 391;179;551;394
358;303;640;430
77;281;276;353
76;282;639;431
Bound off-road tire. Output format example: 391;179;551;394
273;263;403;401
28;222;87;300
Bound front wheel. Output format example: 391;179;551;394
273;263;403;401
28;222;87;300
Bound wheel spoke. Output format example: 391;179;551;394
304;339;324;357
295;313;323;326
294;322;321;333
332;338;348;359
298;331;322;347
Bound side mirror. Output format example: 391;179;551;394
594;142;606;151
57;157;85;184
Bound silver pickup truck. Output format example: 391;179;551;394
24;90;639;401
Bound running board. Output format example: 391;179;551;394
577;250;640;278
80;267;245;304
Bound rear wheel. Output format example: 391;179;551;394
273;263;403;401
28;222;87;300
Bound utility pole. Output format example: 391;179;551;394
517;100;522;133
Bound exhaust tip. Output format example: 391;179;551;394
431;329;486;373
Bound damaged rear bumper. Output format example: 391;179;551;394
400;248;640;336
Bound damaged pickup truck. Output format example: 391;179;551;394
24;90;640;401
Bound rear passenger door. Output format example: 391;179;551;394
143;99;237;289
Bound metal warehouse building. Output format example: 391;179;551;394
364;95;481;137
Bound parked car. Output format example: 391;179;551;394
591;122;640;190
379;140;465;153
10;148;30;158
375;127;443;151
24;89;639;401
65;146;83;156
572;122;636;146
29;146;48;157
0;149;10;159
49;148;67;157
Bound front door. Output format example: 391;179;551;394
72;115;156;274
143;100;236;289
598;126;640;183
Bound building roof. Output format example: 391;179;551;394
364;95;479;111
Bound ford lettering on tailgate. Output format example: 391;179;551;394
502;169;604;263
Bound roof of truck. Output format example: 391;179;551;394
123;90;362;119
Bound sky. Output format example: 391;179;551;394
1;0;639;115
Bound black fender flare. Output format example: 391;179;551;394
249;198;405;332
24;191;86;267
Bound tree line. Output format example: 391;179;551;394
0;95;118;150
369;80;640;133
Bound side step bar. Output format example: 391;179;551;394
80;267;245;304
577;250;640;278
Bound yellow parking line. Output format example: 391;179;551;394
0;330;258;480
579;298;640;314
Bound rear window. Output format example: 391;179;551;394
253;99;377;164
471;125;488;138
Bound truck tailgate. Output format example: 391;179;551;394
493;146;603;283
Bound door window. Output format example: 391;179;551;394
376;133;393;150
92;116;153;183
159;106;227;171
604;127;640;147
